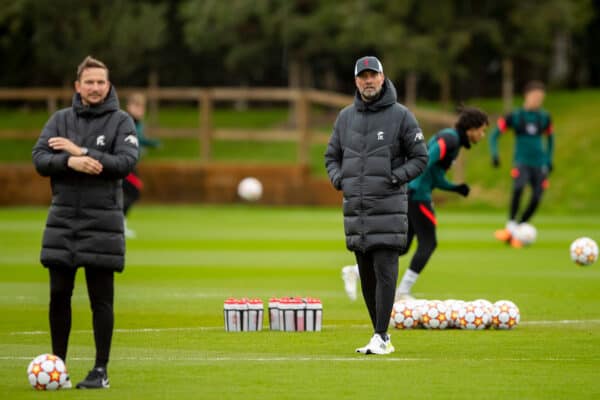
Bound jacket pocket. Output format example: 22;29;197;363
365;145;393;180
340;147;360;179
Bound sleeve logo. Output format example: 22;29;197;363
414;131;425;141
125;134;139;147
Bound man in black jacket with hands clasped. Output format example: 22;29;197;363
32;56;138;389
325;56;428;355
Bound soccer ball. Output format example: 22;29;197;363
457;302;491;330
390;300;422;329
419;300;451;329
446;300;466;328
513;223;537;245
491;300;520;329
27;354;69;390
472;299;494;328
570;237;598;266
237;177;263;202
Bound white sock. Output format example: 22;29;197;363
506;220;518;234
352;264;359;278
397;269;419;295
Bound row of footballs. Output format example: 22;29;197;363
390;299;520;330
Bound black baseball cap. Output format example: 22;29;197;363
354;56;383;76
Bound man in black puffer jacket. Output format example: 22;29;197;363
32;56;138;389
325;56;428;355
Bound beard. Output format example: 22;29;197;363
359;85;382;102
81;92;106;106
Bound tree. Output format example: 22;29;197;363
335;0;417;101
481;0;592;110
16;0;166;85
0;0;33;85
179;0;278;85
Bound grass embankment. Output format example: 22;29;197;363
1;89;599;212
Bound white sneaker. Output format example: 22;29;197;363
124;219;136;239
341;265;358;301
62;376;72;389
395;292;415;302
356;333;395;355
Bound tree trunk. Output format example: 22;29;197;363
439;71;451;109
288;57;303;128
501;57;514;113
549;30;570;87
288;58;302;88
147;69;160;129
302;63;314;89
405;71;417;107
234;82;249;111
323;68;339;92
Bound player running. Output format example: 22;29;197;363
122;92;160;238
342;107;489;300
490;81;554;247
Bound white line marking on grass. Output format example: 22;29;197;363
0;355;595;363
520;319;600;326
9;327;223;335
0;355;431;362
8;319;600;336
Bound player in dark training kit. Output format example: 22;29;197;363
490;81;554;248
395;107;489;299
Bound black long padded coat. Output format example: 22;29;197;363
325;79;428;252
32;86;139;272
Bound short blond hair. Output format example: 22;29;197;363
524;80;545;94
127;92;146;107
77;56;109;80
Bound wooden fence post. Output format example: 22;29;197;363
296;91;310;165
200;90;213;161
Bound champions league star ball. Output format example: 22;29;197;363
513;223;537;245
491;300;520;329
472;299;494;328
27;354;69;390
457;302;491;330
419;300;451;329
390;300;422;329
570;237;598;266
446;300;466;328
237;177;263;202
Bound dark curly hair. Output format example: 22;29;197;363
455;106;489;132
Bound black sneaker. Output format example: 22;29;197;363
76;367;110;389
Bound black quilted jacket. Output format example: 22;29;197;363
325;79;428;252
32;86;138;271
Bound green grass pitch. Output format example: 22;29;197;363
1;205;599;399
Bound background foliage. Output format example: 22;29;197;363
1;0;599;101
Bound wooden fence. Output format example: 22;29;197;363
0;87;456;165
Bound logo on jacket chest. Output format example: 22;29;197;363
377;131;385;141
525;123;538;135
96;135;106;147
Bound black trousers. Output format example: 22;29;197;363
355;248;399;335
400;200;437;274
510;165;547;223
49;267;114;368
